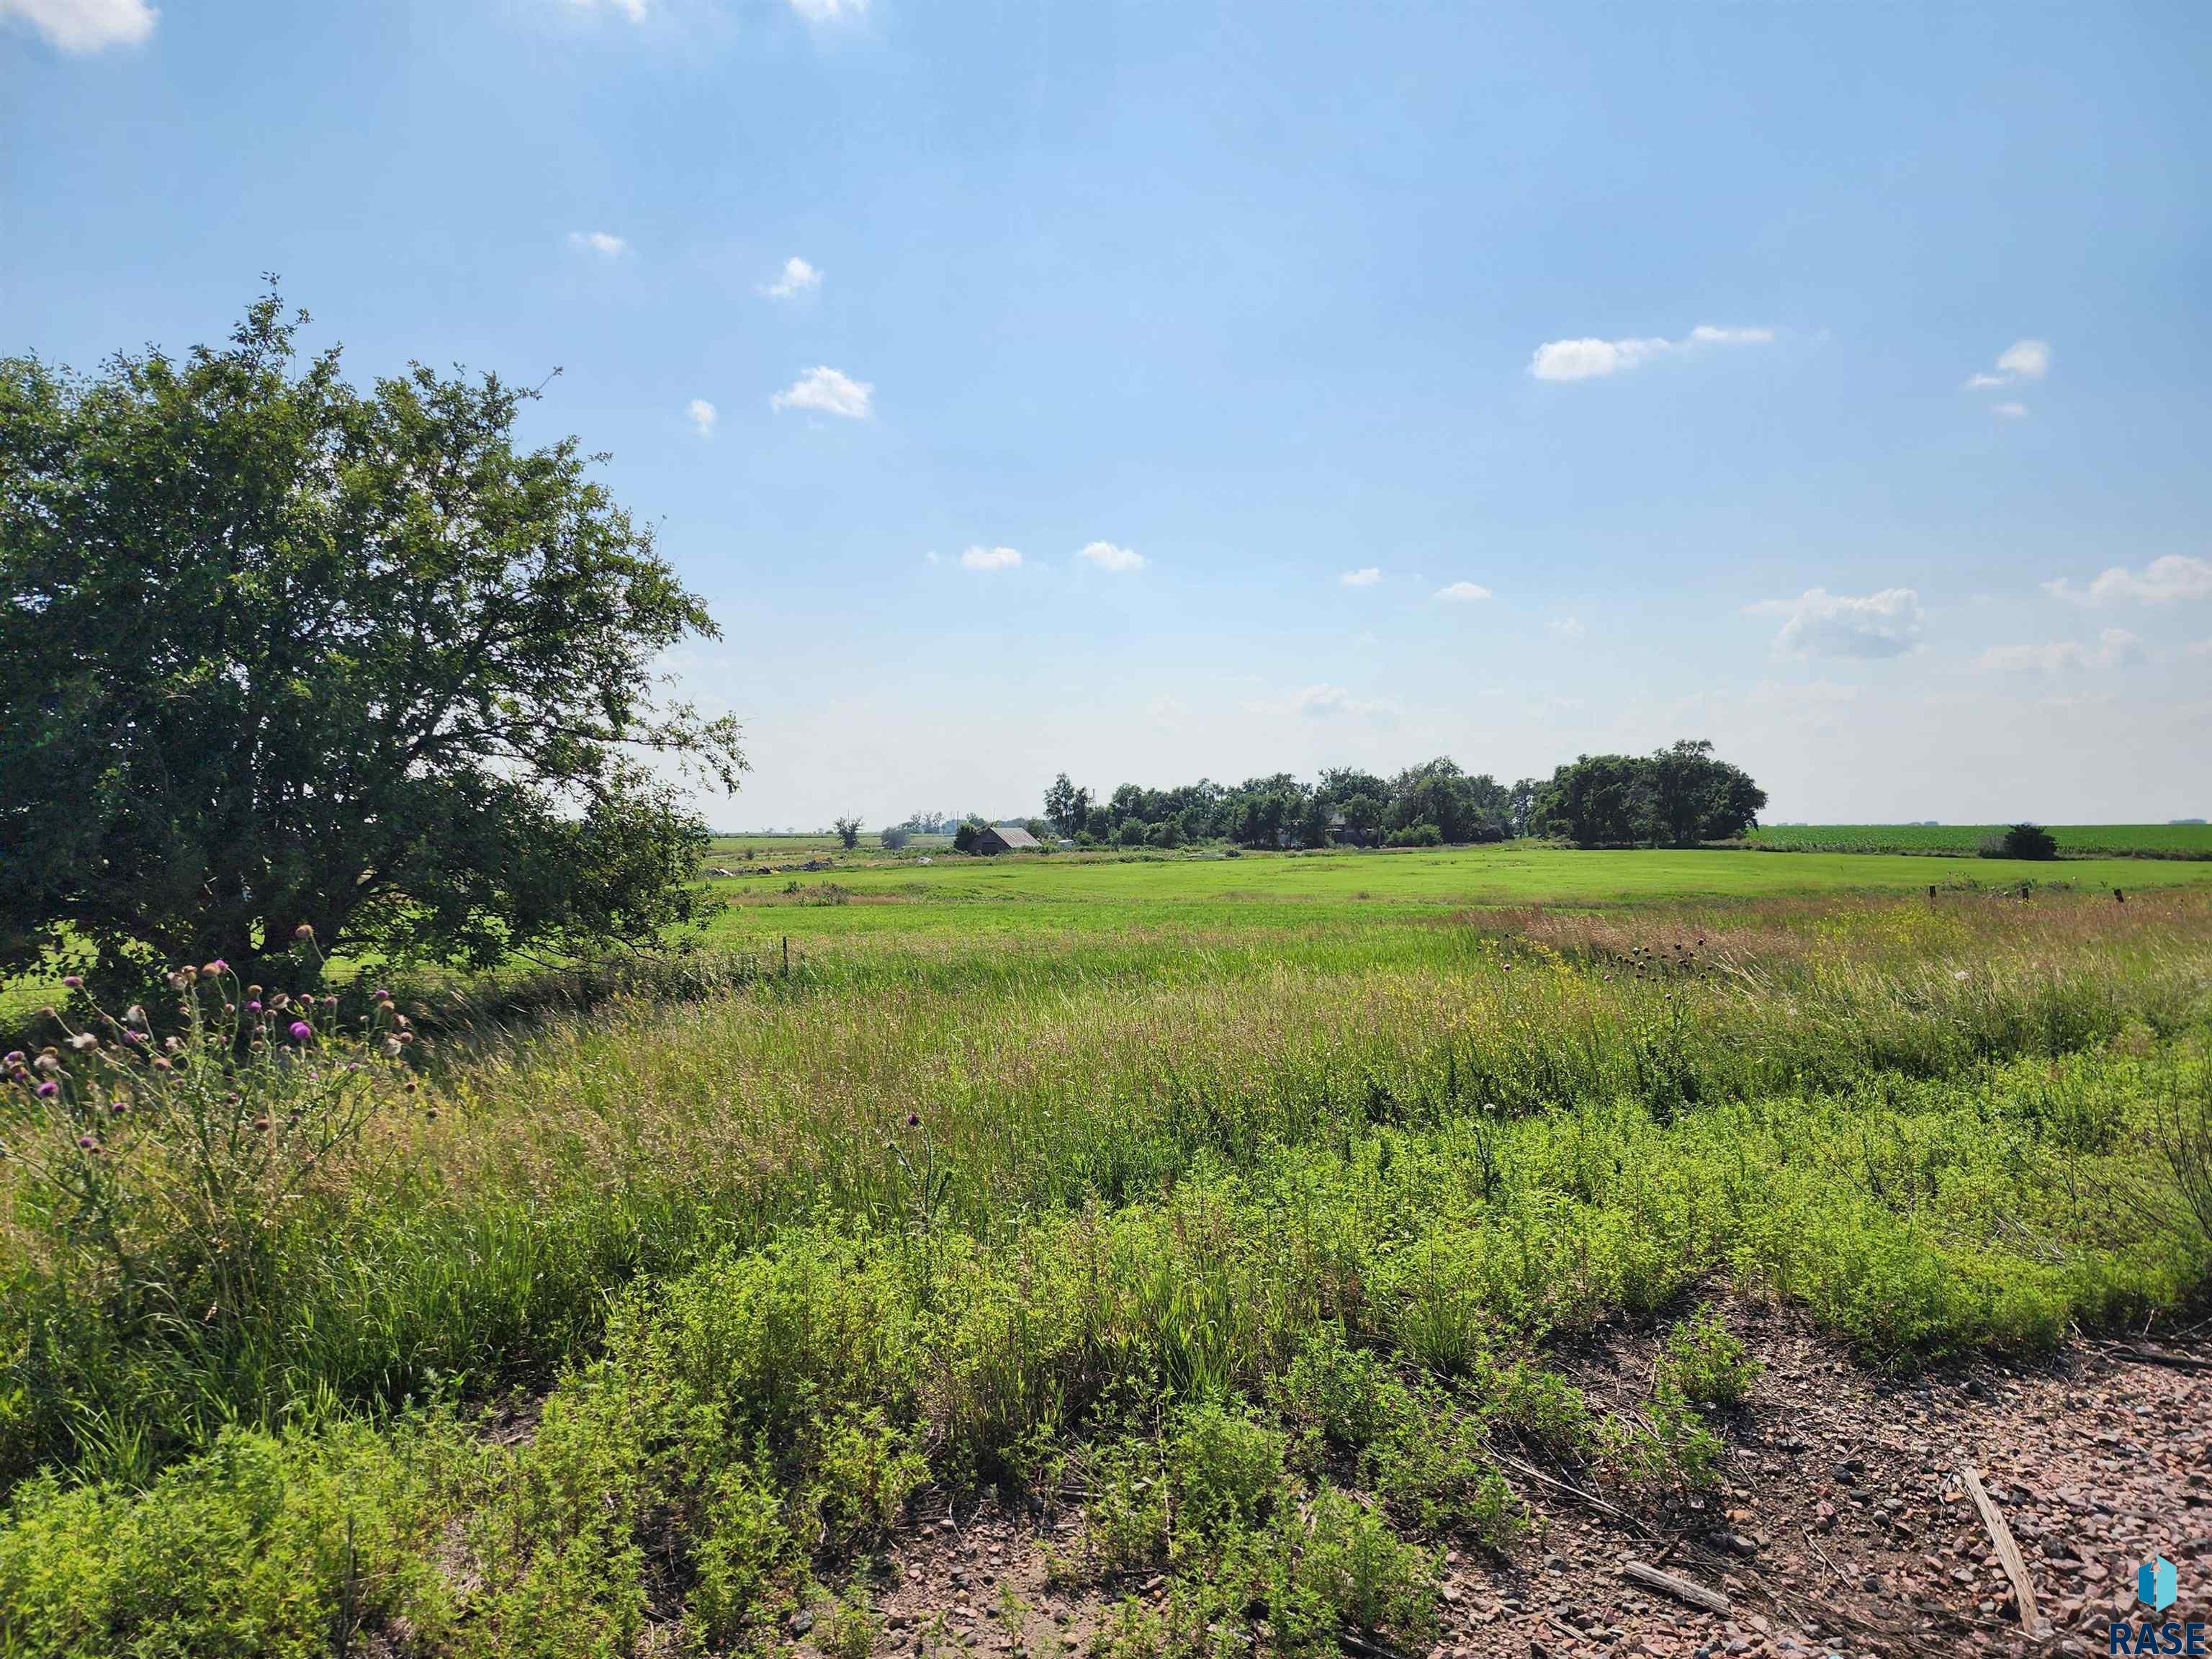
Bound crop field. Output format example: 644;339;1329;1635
1746;822;2212;858
4;852;2212;1657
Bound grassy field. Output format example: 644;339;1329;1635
3;850;2211;1656
1747;822;2212;858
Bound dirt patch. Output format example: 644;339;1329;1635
789;1312;2208;1659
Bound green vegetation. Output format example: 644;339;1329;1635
1;294;744;1007
1748;822;2212;859
4;867;2211;1655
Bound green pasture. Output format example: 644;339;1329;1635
1748;822;2212;858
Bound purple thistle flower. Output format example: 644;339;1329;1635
62;974;83;989
76;1133;94;1148
39;1082;61;1099
288;1020;313;1043
207;958;228;974
247;1000;263;1012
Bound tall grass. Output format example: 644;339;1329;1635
1;889;2209;1654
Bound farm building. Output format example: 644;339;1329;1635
974;825;1040;855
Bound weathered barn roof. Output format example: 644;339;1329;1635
984;824;1041;848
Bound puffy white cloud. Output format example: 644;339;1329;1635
1992;402;2029;420
1529;325;1773;382
569;230;628;258
2043;555;2212;608
1076;541;1145;574
1964;338;2051;390
760;256;821;300
788;0;866;19
1339;567;1382;588
1753;586;1923;659
1291;684;1400;721
1433;581;1493;603
0;0;156;51
686;398;716;437
1976;628;2144;674
961;546;1022;572
771;365;873;419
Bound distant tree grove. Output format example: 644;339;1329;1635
1038;741;1766;852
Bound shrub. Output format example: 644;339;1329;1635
1658;1304;1761;1406
1979;822;2058;860
1386;823;1442;848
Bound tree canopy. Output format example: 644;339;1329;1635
1;293;744;997
1038;742;1762;852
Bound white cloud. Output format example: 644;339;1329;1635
1529;324;1773;382
2043;555;2212;608
1753;586;1924;660
771;366;873;419
788;0;866;19
1291;683;1400;721
1339;567;1382;588
1549;616;1586;639
0;0;156;50
1433;581;1493;603
570;0;647;17
1963;338;2051;390
1076;541;1145;574
1992;402;2029;420
760;256;821;300
1976;627;2144;674
686;398;716;437
569;230;628;258
961;546;1022;572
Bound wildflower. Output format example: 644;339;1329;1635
289;1021;313;1043
1952;969;1969;982
39;1082;61;1099
247;999;264;1012
383;1038;403;1058
294;923;315;941
124;1005;148;1027
151;1056;171;1071
109;1099;129;1115
904;1111;921;1128
62;974;84;989
253;1117;270;1131
67;1033;98;1051
3;1052;20;1068
206;958;228;974
76;1133;94;1148
33;1053;60;1072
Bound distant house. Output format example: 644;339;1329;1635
974;825;1040;855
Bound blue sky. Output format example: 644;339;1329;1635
6;0;2210;828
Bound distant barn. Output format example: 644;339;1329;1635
974;825;1040;855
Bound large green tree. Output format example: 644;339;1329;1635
1;294;745;997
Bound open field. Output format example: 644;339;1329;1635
1747;822;2212;859
4;858;2211;1658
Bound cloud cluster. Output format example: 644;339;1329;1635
1529;324;1773;382
1339;567;1382;588
961;546;1021;572
1976;628;2144;674
1433;581;1492;603
788;0;868;19
686;399;716;437
760;256;821;300
1964;338;2050;417
1753;587;1924;660
0;0;156;51
771;365;872;419
1076;541;1144;573
1292;684;1399;721
2043;555;2212;608
569;230;628;258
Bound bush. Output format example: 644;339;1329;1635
1979;822;2058;860
1386;823;1442;848
1658;1304;1761;1406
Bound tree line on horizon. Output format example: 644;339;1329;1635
1000;740;1767;853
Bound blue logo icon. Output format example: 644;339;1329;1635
2141;1556;2179;1614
